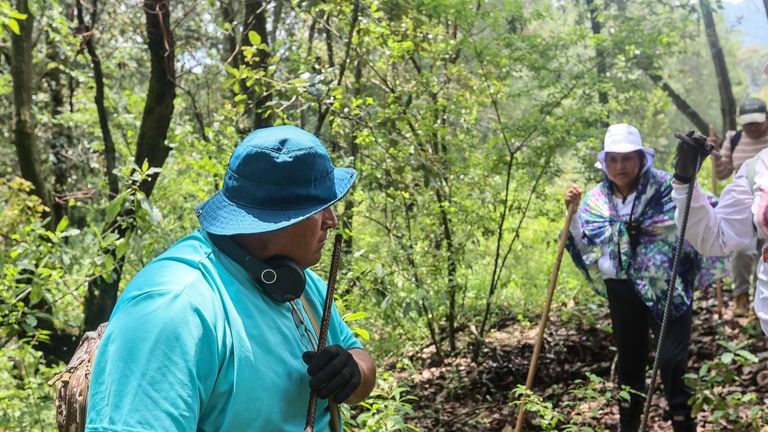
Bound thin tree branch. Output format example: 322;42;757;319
76;0;118;198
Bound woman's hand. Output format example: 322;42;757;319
564;185;582;210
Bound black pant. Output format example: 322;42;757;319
605;279;693;414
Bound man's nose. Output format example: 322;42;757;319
322;208;338;229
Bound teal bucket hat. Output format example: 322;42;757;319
196;125;357;234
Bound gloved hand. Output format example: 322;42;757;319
673;130;714;184
302;345;361;403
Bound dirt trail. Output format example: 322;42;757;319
403;295;768;431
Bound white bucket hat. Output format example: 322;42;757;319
595;123;655;172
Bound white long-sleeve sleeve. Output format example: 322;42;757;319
671;164;755;256
672;163;768;336
569;211;585;249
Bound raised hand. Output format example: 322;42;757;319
673;131;715;184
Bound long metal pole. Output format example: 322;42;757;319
708;124;724;316
639;133;712;432
304;233;344;432
514;200;579;432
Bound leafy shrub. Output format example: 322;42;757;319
512;373;626;432
686;340;768;430
348;371;420;432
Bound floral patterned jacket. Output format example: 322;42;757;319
566;167;728;319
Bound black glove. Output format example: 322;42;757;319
302;344;361;403
673;130;714;184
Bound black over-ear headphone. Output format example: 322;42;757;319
207;232;306;303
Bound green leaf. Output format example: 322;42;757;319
55;216;69;233
115;238;127;259
30;285;43;304
138;195;163;224
7;18;20;35
720;352;734;364
352;327;370;340
25;313;37;329
342;311;368;322
104;191;129;224
7;11;27;20
224;64;239;77
247;30;261;46
736;349;759;363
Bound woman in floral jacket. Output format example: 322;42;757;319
565;124;725;432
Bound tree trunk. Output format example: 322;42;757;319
220;0;238;66
764;0;768;28
402;194;444;362
10;0;56;226
134;0;176;197
700;0;737;131
644;69;710;134
339;60;363;264
269;0;283;47
242;0;272;130
83;0;177;331
586;0;609;126
315;0;360;136
9;1;79;362
45;29;73;223
77;0;119;198
435;187;458;353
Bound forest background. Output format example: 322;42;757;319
1;0;767;430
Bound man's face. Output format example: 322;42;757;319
742;121;768;140
265;207;338;268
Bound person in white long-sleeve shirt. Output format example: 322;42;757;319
710;97;768;313
671;134;768;336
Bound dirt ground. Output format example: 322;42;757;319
402;294;768;431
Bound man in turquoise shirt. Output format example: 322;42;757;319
85;126;376;431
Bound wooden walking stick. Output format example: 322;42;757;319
709;124;724;316
514;199;579;432
304;233;344;432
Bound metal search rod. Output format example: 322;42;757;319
639;132;705;432
708;124;724;316
514;199;579;432
304;233;344;432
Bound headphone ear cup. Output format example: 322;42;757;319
260;256;306;302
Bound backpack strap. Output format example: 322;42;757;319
730;130;743;154
49;322;108;432
299;293;341;432
299;294;322;342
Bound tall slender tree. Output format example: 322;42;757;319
10;0;56;226
242;0;272;130
700;0;737;131
76;0;118;199
83;0;177;330
585;0;609;126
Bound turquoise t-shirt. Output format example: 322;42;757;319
85;230;362;432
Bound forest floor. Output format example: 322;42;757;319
402;293;768;431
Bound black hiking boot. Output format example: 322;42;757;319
670;411;696;432
618;398;642;432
